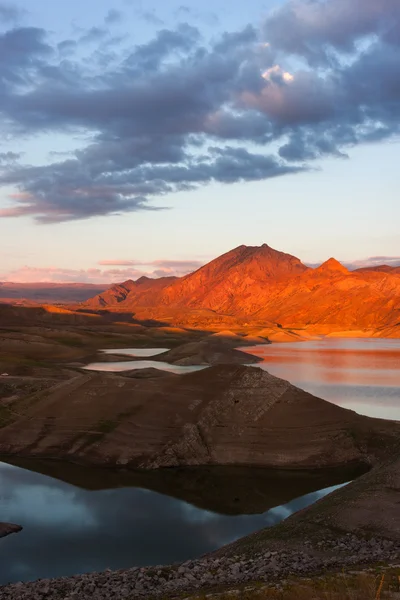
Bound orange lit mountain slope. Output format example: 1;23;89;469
80;245;400;335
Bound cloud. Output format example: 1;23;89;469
346;256;400;270
0;266;149;284
0;0;398;222
138;11;164;27
0;2;23;23
174;5;219;27
0;151;21;163
98;258;204;274
79;26;108;44
1;259;203;283
105;9;122;25
0;26;52;86
264;0;400;65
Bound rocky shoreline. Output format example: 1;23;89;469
1;534;399;599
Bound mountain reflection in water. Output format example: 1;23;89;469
242;338;400;420
0;460;366;585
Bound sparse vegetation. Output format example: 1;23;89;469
180;571;400;600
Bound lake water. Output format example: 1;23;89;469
84;360;208;375
0;460;360;585
102;348;170;357
241;338;400;420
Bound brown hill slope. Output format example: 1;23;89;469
79;244;400;334
83;275;177;310
0;365;398;470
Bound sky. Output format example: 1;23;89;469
0;0;399;283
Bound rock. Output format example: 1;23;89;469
0;522;22;539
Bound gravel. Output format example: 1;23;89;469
1;535;399;599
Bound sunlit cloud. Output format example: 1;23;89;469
261;65;294;82
0;258;205;283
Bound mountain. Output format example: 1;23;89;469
79;244;400;335
0;282;109;304
159;244;309;313
83;244;309;314
314;257;350;275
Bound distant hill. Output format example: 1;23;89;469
79;243;400;336
354;265;400;274
0;282;109;304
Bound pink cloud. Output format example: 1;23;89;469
98;260;138;266
98;258;204;274
345;256;400;270
0;258;204;284
0;266;145;284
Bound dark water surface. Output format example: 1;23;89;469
243;338;400;420
0;461;364;585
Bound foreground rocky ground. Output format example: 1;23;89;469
1;534;399;599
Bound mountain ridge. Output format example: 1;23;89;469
73;243;400;336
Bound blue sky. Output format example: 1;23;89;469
0;0;399;282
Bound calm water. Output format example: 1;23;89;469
102;348;170;357
85;360;207;374
241;338;400;420
0;461;358;585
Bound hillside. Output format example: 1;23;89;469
79;244;400;335
0;365;398;470
83;275;177;310
355;265;400;274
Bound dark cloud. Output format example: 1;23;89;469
0;0;398;222
264;0;400;66
57;39;77;55
0;27;52;86
174;5;219;27
126;23;201;70
79;26;108;44
0;145;302;222
0;2;23;23
105;9;123;25
139;10;164;26
0;151;21;163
